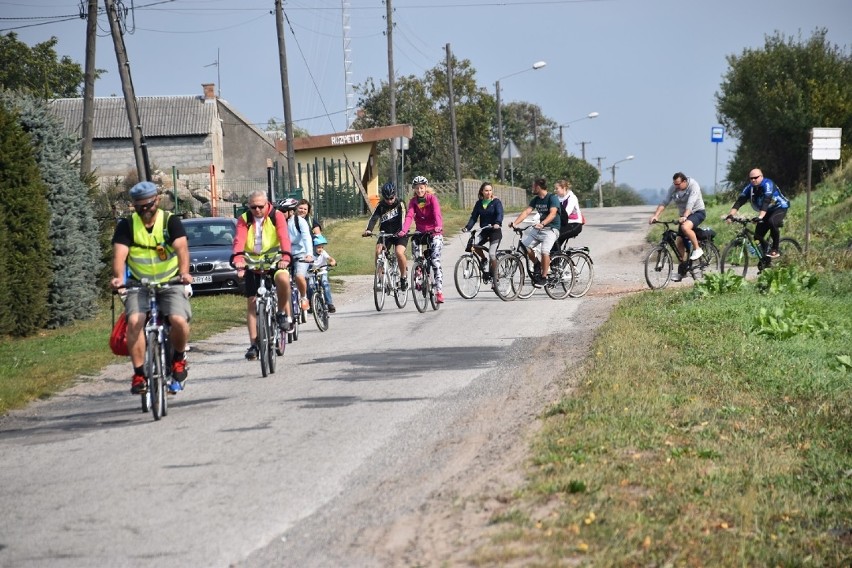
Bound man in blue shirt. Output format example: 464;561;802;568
726;168;790;258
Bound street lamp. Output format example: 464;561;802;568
609;155;635;205
496;60;546;183
558;112;599;156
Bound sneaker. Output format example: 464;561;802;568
399;277;408;291
245;344;259;360
328;304;336;313
171;357;188;385
167;379;182;394
276;311;289;330
300;297;310;311
689;247;704;261
531;273;546;286
436;291;445;303
482;272;491;284
767;250;780;259
671;273;683;282
130;374;147;395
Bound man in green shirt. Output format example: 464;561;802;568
510;178;561;284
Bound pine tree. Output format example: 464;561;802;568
0;92;103;327
0;102;51;336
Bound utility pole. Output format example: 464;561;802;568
104;0;150;181
594;156;606;207
577;141;591;161
274;0;297;192
80;0;98;178
385;0;397;187
446;44;462;206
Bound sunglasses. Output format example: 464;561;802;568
248;204;266;210
749;176;761;180
134;199;157;211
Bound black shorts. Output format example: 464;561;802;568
476;227;502;246
243;269;284;297
379;235;409;249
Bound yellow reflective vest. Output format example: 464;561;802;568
243;211;281;253
127;210;179;282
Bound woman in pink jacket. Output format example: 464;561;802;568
400;175;445;303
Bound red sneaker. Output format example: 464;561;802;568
130;374;147;395
171;357;188;384
436;291;445;303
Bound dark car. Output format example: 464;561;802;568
183;217;242;294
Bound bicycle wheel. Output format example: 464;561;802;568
268;307;278;374
517;258;536;300
720;238;751;278
373;259;386;312
257;301;269;377
312;290;329;331
544;253;574;300
454;255;481;299
411;260;428;313
494;254;521;301
568;251;594;298
776;237;802;263
644;245;673;289
392;262;409;309
147;331;165;420
697;241;720;276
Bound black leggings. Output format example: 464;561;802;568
755;208;787;251
551;223;583;253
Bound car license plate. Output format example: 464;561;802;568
193;275;213;284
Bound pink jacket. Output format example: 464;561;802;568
401;193;443;234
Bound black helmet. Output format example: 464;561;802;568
380;181;397;200
275;198;299;212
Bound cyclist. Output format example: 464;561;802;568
362;181;409;291
510;177;560;284
296;198;323;236
110;181;193;395
310;234;337;313
400;175;445;303
551;179;583;252
725;168;790;258
462;181;503;283
232;191;293;361
280;197;314;313
649;172;706;281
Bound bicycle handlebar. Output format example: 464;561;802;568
230;250;284;271
725;215;759;224
114;276;184;293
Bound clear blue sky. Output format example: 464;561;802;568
3;0;850;191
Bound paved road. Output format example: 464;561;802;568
0;206;652;567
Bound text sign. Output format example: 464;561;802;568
711;126;724;143
811;127;841;160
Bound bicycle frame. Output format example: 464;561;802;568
410;232;439;311
234;250;284;376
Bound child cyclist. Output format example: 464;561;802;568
400;175;445;303
309;234;337;313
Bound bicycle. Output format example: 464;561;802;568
453;229;498;299
364;232;409;311
287;259;306;344
719;216;802;277
644;219;720;290
120;277;185;421
494;226;575;301
230;250;286;377
307;265;334;332
553;240;595;298
410;231;440;312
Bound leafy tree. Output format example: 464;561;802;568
716;29;852;194
0;102;51;336
0;33;86;98
265;117;310;138
1;91;102;327
599;182;645;207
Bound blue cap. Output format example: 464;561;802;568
129;181;158;200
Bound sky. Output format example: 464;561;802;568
2;0;850;192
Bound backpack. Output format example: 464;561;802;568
242;208;299;234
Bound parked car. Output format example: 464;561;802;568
183;217;242;294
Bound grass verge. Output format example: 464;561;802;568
476;269;851;565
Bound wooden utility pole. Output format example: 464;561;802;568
274;0;297;192
446;44;462;206
104;0;150;181
80;0;98;177
386;0;397;187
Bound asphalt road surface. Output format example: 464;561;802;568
0;205;654;567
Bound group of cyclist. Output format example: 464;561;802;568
111;166;790;394
649;168;791;282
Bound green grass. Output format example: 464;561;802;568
473;171;852;566
0;202;479;415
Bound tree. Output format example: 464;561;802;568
1;91;103;328
716;29;852;194
265;117;310;139
0;33;86;98
0;102;51;336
